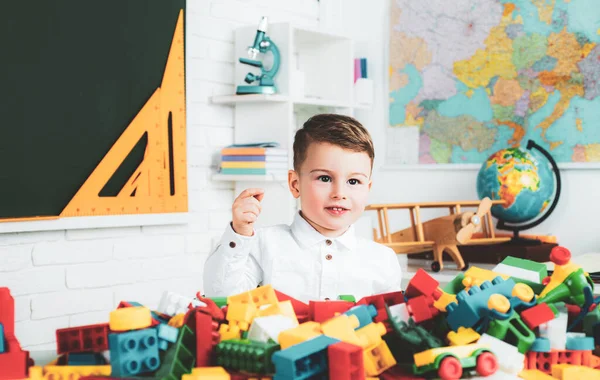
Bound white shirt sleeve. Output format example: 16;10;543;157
202;222;263;297
376;247;404;294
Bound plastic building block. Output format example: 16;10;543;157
538;246;595;307
0;287;30;380
117;301;163;327
432;290;457;313
108;328;160;377
494;256;548;282
320;314;368;347
521;303;556;330
0;322;4;353
157;323;179;343
109;306;152;332
566;335;595;351
327;341;364;380
519;369;558;380
309;300;354;323
216;339;279;374
247;315;297;344
271;335;339;380
42;365;111;380
208;297;228;308
477;333;524;375
56;323;110;354
387;303;410;324
169;313;186;328
551;364;600;379
337;295;356;302
225;301;257;331
405;268;439;298
412;344;498;378
463;266;510;289
583;305;600;336
185;309;221;367
539;305;568;350
278;321;322;349
195;295;226;321
443;272;466;294
228;285;278;308
158;291;206;317
256;300;299;325
356;322;387;348
445;276;516;331
530;338;551;352
364;339;397;376
67;353;107;366
344;305;377;329
183;367;230;380
486;309;535;354
406;295;438;323
274;290;310;323
155;324;196;380
523;349;600;374
447;327;480;346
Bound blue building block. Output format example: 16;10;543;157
67;352;107;366
0;323;4;353
157;324;179;343
445;277;516;331
344;305;377;330
566;336;595;351
108;328;160;377
272;335;339;380
158;340;169;351
530;338;551;352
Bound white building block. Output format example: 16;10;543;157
477;333;525;375
387;303;410;323
539;308;568;350
247;315;298;343
157;291;206;317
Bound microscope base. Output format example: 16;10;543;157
236;85;277;95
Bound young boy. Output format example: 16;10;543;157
203;114;402;302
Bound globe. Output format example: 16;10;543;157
476;145;556;225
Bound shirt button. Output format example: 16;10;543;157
325;239;332;246
325;254;333;260
229;241;236;248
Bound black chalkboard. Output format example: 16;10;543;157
0;0;186;219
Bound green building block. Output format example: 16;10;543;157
486;310;535;354
216;339;280;374
584;304;600;337
155;324;196;380
337;295;356;302
209;297;228;308
443;272;466;294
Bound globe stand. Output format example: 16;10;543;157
495;139;562;243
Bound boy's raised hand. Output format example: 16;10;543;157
232;188;264;236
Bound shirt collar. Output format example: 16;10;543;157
291;211;357;251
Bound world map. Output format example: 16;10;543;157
389;0;600;164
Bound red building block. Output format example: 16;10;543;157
275;290;310;323
0;288;30;380
328;341;365;380
405;269;439;299
56;323;110;354
185;309;220;367
406;295;438;323
309;300;354;323
196;293;225;321
521;303;556;330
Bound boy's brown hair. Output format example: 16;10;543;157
293;114;375;172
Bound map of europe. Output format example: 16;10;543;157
389;0;600;164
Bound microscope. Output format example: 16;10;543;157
236;17;281;95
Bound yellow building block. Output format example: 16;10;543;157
226;301;257;330
433;290;457;312
278;321;322;349
518;370;558;380
551;364;600;379
168;313;186;328
256;300;298;325
109;306;152;331
321;314;368;347
413;344;487;368
356;322;386;348
447;327;481;346
182;367;230;380
463;266;509;289
26;366;43;380
249;285;279;307
219;322;242;341
42;365;111;380
364;340;396;376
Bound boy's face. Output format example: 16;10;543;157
288;142;372;237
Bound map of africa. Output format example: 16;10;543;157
389;0;600;164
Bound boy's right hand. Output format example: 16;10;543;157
232;188;264;237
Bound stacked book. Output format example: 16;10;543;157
219;143;288;178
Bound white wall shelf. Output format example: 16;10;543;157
213;22;370;228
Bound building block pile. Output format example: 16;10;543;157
1;245;600;379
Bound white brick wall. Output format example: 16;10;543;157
0;0;323;350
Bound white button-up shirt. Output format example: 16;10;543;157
203;211;403;303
